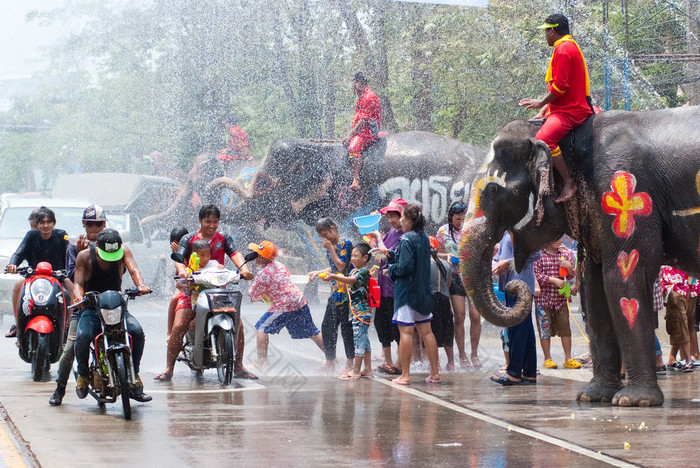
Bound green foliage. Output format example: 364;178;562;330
0;0;691;192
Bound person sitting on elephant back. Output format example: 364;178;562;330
343;72;381;192
519;13;593;203
218;113;252;176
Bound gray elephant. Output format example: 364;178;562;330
231;131;484;231
459;107;700;407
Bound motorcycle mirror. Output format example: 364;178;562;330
244;251;259;262
171;252;186;264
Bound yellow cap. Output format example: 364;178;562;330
537;22;559;29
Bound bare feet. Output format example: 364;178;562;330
319;360;337;373
556;180;577;203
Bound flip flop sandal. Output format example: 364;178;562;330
490;373;521;386
154;373;172;382
361;374;375;379
392;378;410;385
425;376;442;384
376;363;401;375
5;325;16;338
234;370;259;380
521;377;537;385
337;373;361;380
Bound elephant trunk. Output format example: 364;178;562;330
459;221;532;328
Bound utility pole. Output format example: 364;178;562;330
685;0;700;105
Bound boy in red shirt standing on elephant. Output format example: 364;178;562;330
343;72;381;192
519;13;593;203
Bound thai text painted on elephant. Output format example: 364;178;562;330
379;176;471;224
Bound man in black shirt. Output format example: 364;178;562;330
72;229;152;402
5;207;71;337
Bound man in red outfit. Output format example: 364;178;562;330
519;14;593;203
218;114;252;172
343;73;382;191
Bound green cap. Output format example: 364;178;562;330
96;228;124;262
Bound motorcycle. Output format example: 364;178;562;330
68;288;147;420
13;262;68;382
171;251;258;385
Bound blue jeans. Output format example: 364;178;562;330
74;308;145;377
505;295;537;380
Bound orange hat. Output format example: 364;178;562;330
248;240;278;260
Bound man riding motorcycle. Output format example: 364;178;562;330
72;228;152;402
49;204;107;406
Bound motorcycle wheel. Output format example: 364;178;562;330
31;333;49;382
215;329;234;386
115;353;132;420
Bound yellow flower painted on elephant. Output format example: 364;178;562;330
601;171;652;239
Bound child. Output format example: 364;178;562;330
167;227;189;339
323;243;374;379
248;240;324;368
308;218;354;372
428;238;455;371
156;239;221;381
533;237;580;369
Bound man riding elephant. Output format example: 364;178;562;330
519;13;593;203
343;72;382;192
459;106;700;407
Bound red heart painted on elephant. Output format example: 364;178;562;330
620;297;638;328
617;250;639;282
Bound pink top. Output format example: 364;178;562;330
661;266;700;297
248;260;307;312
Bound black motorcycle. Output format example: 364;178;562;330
69;288;147;420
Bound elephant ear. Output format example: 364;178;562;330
527;138;553;226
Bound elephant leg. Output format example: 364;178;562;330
577;261;623;403
602;252;663;407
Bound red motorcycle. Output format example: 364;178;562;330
15;262;68;381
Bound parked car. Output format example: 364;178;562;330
52;172;180;295
0;197;92;314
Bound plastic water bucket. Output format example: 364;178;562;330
353;214;381;235
493;283;506;304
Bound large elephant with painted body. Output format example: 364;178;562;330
459;107;700;407
228;131;484;231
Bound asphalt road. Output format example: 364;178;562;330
0;295;698;467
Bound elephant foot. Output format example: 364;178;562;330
577;381;623;403
611;384;664;407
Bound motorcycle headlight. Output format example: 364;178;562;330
100;307;123;326
30;278;53;306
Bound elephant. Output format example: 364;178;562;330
230;131;485;232
458;106;700;407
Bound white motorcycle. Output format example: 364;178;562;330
171;252;257;384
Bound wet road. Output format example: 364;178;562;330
0;296;697;467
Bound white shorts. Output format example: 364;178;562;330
392;304;432;327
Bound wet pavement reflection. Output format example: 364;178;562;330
0;298;695;467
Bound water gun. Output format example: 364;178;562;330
318;272;329;279
262;294;274;306
559;256;568;278
188;252;200;275
558;282;571;299
363;233;377;248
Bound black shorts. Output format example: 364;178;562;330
374;296;399;347
430;293;454;348
449;271;467;297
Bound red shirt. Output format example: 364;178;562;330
218;126;251;162
352;87;381;138
180;231;239;265
547;39;592;118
